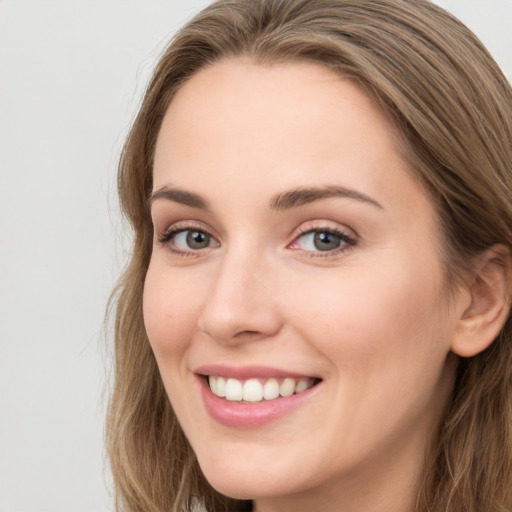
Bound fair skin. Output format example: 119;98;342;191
143;59;480;512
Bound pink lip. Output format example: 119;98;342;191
195;367;321;429
195;364;316;380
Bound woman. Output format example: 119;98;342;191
106;1;512;511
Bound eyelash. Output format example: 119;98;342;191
157;223;357;258
157;223;214;257
292;226;357;258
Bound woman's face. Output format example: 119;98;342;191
144;60;466;511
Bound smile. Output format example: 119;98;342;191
196;366;323;427
208;376;317;402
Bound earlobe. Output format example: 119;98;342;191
451;244;512;358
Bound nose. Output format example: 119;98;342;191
197;247;282;345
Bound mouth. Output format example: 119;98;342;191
207;375;319;402
195;365;323;427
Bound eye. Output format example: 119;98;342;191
290;228;356;254
158;227;219;254
175;230;213;250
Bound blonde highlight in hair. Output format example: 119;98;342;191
107;1;512;510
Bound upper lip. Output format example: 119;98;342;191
195;364;320;380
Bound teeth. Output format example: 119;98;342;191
243;378;263;402
295;378;310;393
208;376;315;402
279;378;295;397
263;378;280;400
225;378;243;401
216;376;226;397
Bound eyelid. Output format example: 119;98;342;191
156;219;217;240
290;219;357;241
156;220;220;256
288;221;358;257
155;218;357;258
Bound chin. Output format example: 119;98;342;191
197;451;301;501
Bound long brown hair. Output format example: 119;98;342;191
106;1;512;510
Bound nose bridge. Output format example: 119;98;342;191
198;240;280;343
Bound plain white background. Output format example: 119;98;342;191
0;2;510;511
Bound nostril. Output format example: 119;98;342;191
235;330;261;337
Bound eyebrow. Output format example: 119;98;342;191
149;184;383;211
149;186;211;211
269;185;383;211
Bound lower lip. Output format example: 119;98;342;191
199;377;320;428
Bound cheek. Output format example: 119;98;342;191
285;258;454;446
142;262;200;362
284;254;452;386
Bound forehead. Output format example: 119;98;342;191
152;59;426;218
155;59;397;154
157;61;393;171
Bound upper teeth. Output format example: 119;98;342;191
208;376;315;402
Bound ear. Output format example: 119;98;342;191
451;244;512;358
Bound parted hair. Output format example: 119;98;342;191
106;1;512;511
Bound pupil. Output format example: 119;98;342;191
186;231;209;249
314;232;341;251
